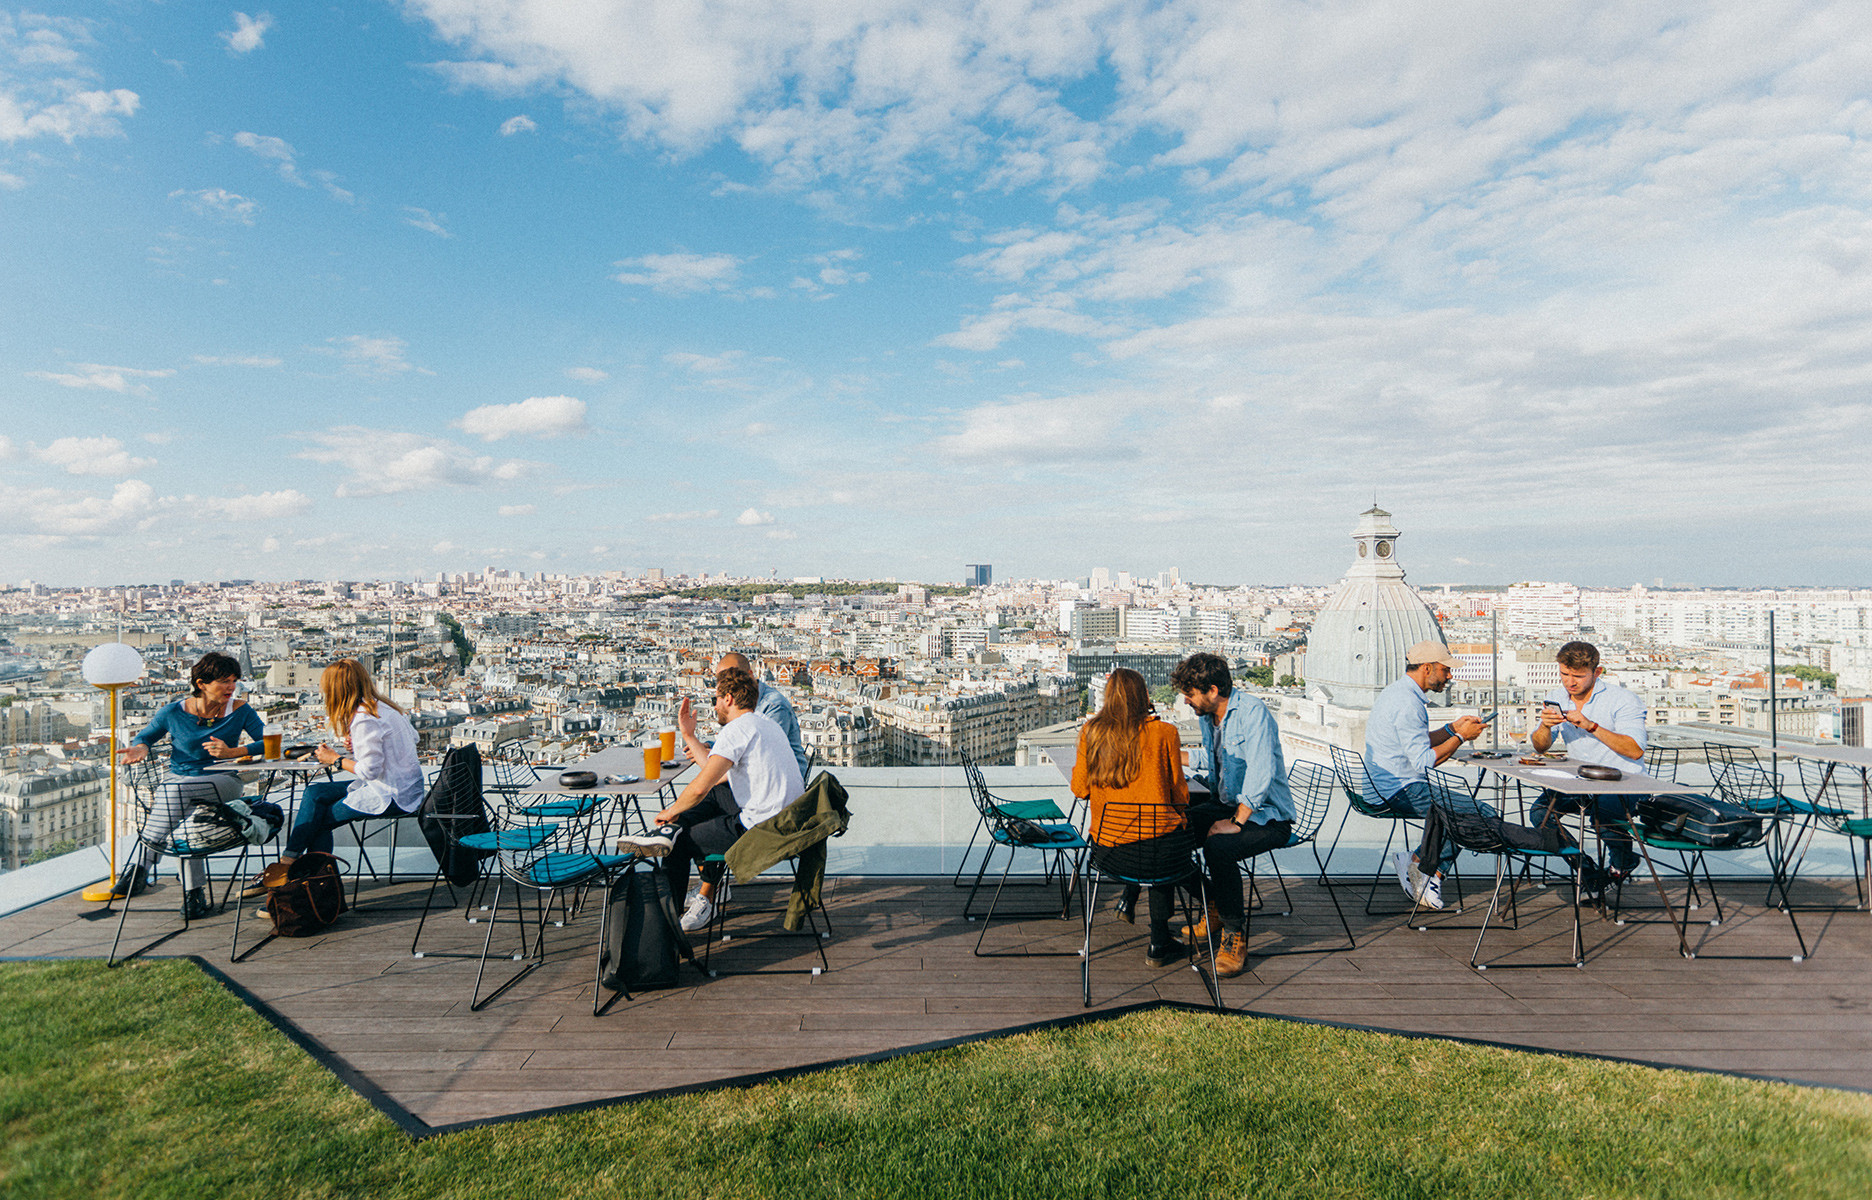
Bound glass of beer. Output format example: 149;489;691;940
642;740;662;781
262;723;283;760
659;727;677;761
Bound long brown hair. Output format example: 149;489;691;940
320;658;403;740
1082;668;1153;789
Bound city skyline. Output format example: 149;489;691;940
5;4;1871;589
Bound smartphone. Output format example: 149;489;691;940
1479;711;1499;725
1542;700;1562;710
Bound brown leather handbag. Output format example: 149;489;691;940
265;851;349;936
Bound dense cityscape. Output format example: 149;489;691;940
5;510;1868;872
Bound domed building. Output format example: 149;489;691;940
1303;507;1447;710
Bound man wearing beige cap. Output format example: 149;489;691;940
1363;639;1486;908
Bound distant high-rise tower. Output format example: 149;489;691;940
966;564;992;587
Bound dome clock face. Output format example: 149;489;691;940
1375;540;1392;558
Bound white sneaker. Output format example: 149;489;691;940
1406;856;1428;902
679;893;716;933
617;823;678;857
1394;851;1416;901
1420;874;1445;911
686;879;730;905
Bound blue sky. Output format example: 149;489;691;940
5;2;1871;588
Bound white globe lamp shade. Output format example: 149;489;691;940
82;642;146;687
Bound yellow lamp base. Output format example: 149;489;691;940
82;884;125;902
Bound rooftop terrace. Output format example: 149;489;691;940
4;761;1869;1135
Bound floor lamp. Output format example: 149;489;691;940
80;641;145;904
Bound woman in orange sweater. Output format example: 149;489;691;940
1071;668;1197;966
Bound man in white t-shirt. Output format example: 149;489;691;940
619;666;805;931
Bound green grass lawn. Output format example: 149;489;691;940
4;959;1870;1199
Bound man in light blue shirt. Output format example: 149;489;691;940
1171;652;1295;978
1530;641;1647;876
707;652;810;784
1364;640;1486;907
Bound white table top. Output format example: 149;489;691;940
204;757;332;773
1464;754;1702;796
1771;744;1872;770
520;743;693;797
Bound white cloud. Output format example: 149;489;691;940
403;206;451;237
498;504;535;516
220;12;272;55
170;187;259;224
614;252;741;294
0;435;15;458
26;363;175;394
192;490;312;520
456;395;589;441
298;427;534;497
191;354;282;367
261;536;281;552
0;170;23;189
735;508;775;526
0;479;306;538
565;366;608;382
233;131;303;185
499;114;537;136
0;15;140;146
743;422;774;436
33;436;156;476
328;334;415;375
311;170;354;203
664;350;743;374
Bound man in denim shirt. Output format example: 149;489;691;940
1171;652;1295;978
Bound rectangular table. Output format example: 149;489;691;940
1463;756;1705;962
519;743;693;839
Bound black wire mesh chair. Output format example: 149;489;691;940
1784;758;1871;911
1080;798;1221;1009
109;779;270;966
964;760;1089;956
1323;745;1449;914
1613;789;1808;962
1715;759;1852;910
950;745;1079;888
461;805;635;1012
1412;771;1592;969
696;772;851;978
1240;760;1356;954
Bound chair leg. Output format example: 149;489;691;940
1081;872;1097;1007
1316;805;1355;886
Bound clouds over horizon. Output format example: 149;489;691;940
297;427;534;497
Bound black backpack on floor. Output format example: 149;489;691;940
600;868;691;994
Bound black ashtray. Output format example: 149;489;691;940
1577;764;1623;781
557;770;598;789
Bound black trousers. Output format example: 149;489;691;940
666;784;744;900
1188;800;1292;935
1091;831;1201;943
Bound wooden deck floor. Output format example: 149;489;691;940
4;866;1868;1134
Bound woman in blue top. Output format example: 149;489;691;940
114;651;264;917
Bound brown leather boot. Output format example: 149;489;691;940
1179;904;1222;943
1209;931;1249;978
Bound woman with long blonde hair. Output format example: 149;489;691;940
246;658;423;900
1070;668;1194;967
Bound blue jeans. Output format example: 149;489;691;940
285;780;376;857
1380;781;1468;877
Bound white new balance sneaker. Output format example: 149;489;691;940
679;893;716;933
1394;851;1416;901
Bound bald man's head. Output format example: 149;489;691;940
716;652;752;675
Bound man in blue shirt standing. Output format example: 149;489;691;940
1171;652;1295;979
1530;641;1648;879
712;652;810;783
1365;641;1486;908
